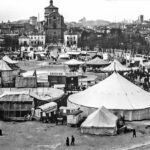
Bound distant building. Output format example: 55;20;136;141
44;0;66;44
29;16;37;26
29;34;46;46
0;22;36;35
64;35;78;47
138;15;144;23
19;34;45;46
0;23;24;34
19;35;30;46
37;21;45;34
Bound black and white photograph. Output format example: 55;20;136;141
0;0;150;149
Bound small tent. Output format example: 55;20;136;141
2;55;18;64
59;53;70;59
64;59;84;71
86;57;109;66
102;59;130;72
64;59;84;66
81;106;118;135
0;60;12;71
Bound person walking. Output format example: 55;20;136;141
133;129;136;138
71;135;75;145
0;129;2;136
66;137;70;146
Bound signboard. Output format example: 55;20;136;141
49;72;78;77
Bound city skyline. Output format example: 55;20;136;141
0;0;150;23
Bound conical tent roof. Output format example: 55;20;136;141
2;55;18;64
81;106;117;128
102;59;130;72
86;57;109;66
68;72;150;110
0;60;12;71
64;59;84;66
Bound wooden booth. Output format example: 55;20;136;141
67;110;83;127
48;72;79;91
34;102;57;123
0;92;33;121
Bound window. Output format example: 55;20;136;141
49;19;51;24
53;23;57;29
53;16;56;20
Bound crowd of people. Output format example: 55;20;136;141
124;67;150;91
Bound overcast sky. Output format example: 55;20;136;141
0;0;150;22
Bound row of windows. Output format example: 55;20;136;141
67;37;76;40
30;36;45;40
30;41;44;45
20;40;45;45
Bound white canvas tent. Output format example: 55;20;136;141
102;59;130;72
64;59;84;66
68;72;150;121
2;55;18;64
59;53;70;59
0;60;12;71
81;106;118;135
86;57;110;66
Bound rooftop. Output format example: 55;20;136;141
45;0;58;9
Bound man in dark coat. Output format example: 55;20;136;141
133;129;136;138
66;137;70;146
0;129;2;136
71;135;75;145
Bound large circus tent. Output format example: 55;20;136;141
68;72;150;121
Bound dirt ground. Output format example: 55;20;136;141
1;121;150;150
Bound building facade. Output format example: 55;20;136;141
64;34;78;47
0;35;4;46
19;34;45;46
19;35;30;46
36;21;45;34
138;15;144;23
44;0;66;44
29;16;37;26
29;34;46;46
